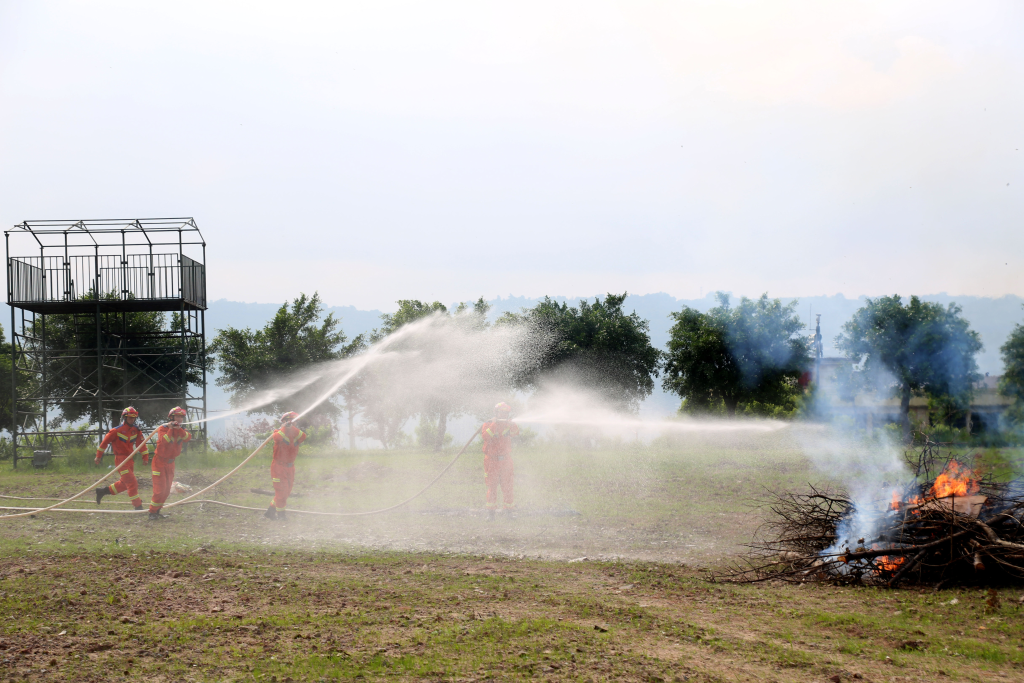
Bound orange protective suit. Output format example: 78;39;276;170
269;424;307;512
97;423;150;509
149;424;192;514
481;419;519;510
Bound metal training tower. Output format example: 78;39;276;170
5;218;207;466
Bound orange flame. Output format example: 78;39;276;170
929;460;979;499
889;490;924;510
878;555;905;573
871;543;906;573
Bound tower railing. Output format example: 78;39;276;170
8;253;205;309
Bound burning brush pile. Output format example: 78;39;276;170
725;442;1024;588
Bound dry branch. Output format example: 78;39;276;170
718;441;1024;588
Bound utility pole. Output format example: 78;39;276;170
813;314;823;384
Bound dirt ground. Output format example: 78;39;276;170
2;544;1024;683
2;439;1023;681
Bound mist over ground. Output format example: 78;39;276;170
186;309;931;567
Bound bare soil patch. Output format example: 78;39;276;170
1;544;1023;682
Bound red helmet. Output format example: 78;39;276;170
121;406;139;419
280;411;299;423
494;402;512;416
168;406;188;419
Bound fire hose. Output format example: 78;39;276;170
0;427;160;520
0;426;482;519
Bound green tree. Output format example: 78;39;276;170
999;305;1024;428
663;293;810;417
358;299;448;449
836;295;982;442
504;293;661;412
23;299;201;428
0;322;23;434
352;375;413;450
454;297;491;331
209;293;364;420
372;300;449;342
359;297;491;450
335;335;369;450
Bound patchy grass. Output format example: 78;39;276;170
2;549;1024;682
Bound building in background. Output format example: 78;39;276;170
813;358;1012;436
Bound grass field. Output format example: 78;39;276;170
2;430;1023;681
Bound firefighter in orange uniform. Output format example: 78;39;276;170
481;402;519;519
148;406;192;520
94;407;150;511
264;412;307;521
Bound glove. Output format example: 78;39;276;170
94;451;103;465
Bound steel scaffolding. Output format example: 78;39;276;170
5;218;207;466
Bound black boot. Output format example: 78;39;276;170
95;487;109;505
276;510;286;522
148;512;167;521
487;509;496;521
264;505;277;520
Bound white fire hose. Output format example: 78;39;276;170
0;427;481;519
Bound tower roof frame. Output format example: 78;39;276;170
6;217;207;314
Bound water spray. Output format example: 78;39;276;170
181;316;427;429
157;328;426;511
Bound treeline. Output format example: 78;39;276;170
204;290;1024;448
7;290;1021;449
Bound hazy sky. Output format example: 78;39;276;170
1;1;1021;310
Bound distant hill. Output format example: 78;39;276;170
204;293;1024;422
206;299;382;341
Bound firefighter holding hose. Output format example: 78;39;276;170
94;407;149;511
264;412;307;521
481;402;519;519
148;406;192;520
